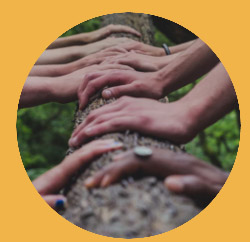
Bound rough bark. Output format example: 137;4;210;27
63;13;201;238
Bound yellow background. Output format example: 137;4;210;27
0;0;249;241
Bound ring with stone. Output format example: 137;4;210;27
134;146;153;158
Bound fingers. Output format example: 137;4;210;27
42;195;67;210
34;139;123;195
102;83;138;99
71;101;122;139
73;139;123;162
164;175;220;200
84;151;140;188
102;46;128;54
107;24;141;37
69;116;138;147
78;71;130;110
98;64;133;71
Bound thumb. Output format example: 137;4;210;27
164;175;219;201
42;195;67;211
102;83;138;99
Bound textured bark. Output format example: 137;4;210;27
63;13;201;238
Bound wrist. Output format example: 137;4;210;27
49;76;78;104
170;99;200;143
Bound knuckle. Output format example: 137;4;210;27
87;112;96;122
133;81;143;90
111;119;121;128
139;115;152;126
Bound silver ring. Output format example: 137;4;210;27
134;146;153;158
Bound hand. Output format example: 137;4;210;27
36;37;134;65
69;97;194;147
32;139;123;210
85;24;141;43
29;48;128;77
103;40;165;56
47;24;141;49
54;63;134;104
84;148;229;202
102;52;179;72
83;37;135;56
77;69;164;110
20;64;133;108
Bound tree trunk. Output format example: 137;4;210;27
63;13;201;238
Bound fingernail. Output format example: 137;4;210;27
101;175;111;187
102;89;112;99
69;137;78;147
107;141;123;148
84;177;95;188
55;199;66;210
165;177;184;192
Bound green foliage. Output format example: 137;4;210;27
17;17;240;181
17;102;76;180
61;18;101;37
154;28;175;47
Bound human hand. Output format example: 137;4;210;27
85;24;141;43
50;63;133;105
84;37;135;56
69;97;195;147
77;69;164;110
70;47;128;71
102;40;165;56
102;52;178;72
84;148;229;202
33;139;123;210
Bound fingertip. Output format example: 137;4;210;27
101;175;112;187
68;136;78;147
106;141;123;149
84;177;96;188
54;198;67;210
164;176;184;193
102;89;113;99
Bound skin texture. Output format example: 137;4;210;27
29;48;127;77
69;63;237;147
19;64;132;109
35;37;134;65
100;39;195;56
77;39;219;109
84;148;229;202
47;24;141;49
32;139;123;209
77;70;165;110
102;51;180;72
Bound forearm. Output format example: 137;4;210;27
29;63;73;77
30;53;102;77
180;63;237;136
47;33;89;49
33;153;83;195
169;39;196;54
153;39;197;57
35;45;85;65
19;77;55;108
158;38;220;94
19;75;79;108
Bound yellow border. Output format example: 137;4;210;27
1;0;249;241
